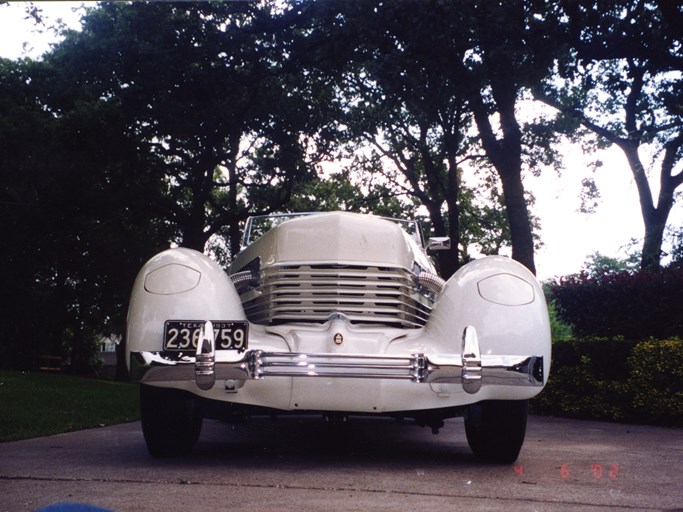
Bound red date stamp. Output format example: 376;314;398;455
514;463;620;479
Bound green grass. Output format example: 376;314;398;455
0;371;140;442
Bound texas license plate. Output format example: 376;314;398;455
163;320;248;351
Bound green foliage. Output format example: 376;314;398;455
534;365;631;421
0;52;171;370
541;266;683;424
42;2;333;255
533;338;683;426
292;0;566;276
286;169;408;218
300;0;481;277
628;339;683;422
547;300;574;341
0;371;139;442
581;251;638;278
1;2;336;369
549;267;683;340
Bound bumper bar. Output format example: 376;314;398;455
129;325;544;394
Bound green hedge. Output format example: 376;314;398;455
548;267;683;339
532;338;683;426
629;339;683;423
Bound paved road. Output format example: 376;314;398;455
1;415;682;512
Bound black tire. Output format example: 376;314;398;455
464;399;528;464
139;384;203;458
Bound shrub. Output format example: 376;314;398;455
548;267;683;340
628;339;683;423
533;338;635;422
533;364;631;422
547;299;574;341
532;338;683;426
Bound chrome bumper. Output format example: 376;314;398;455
129;325;544;395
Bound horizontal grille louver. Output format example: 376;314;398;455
237;264;433;328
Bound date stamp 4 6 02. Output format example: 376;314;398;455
514;463;620;480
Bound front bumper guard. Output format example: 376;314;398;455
130;324;544;394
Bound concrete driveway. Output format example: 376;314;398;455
1;415;682;512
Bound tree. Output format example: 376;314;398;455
331;0;475;277
290;0;547;277
535;0;683;271
45;2;332;256
581;251;638;277
0;2;337;370
0;55;172;370
291;0;567;276
457;0;567;275
287;169;409;217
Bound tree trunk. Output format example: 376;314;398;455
498;164;537;275
441;167;461;279
639;181;676;272
182;225;211;253
470;90;537;275
641;216;667;271
620;141;680;272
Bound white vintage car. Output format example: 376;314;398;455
126;212;550;462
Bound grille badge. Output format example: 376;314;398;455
333;333;344;345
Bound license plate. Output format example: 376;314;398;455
164;320;248;352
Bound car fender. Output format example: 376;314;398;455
126;248;246;370
423;255;551;389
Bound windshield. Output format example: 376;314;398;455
241;212;424;248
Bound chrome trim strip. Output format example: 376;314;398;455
130;350;544;389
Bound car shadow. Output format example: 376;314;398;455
186;416;476;469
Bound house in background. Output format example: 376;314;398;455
97;334;121;378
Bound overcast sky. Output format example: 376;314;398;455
2;1;680;280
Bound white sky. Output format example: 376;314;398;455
0;2;84;57
2;2;680;281
524;147;652;280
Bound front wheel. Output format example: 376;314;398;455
464;399;528;464
140;384;203;457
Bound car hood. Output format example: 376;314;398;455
230;212;434;273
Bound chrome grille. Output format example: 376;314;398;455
236;264;433;327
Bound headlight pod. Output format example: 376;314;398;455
144;263;201;295
477;273;534;306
